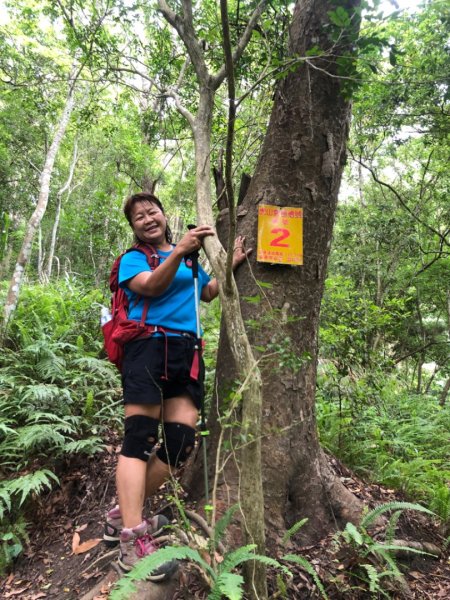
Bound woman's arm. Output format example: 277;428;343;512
128;226;214;296
201;236;251;302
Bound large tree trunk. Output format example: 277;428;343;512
2;83;75;330
187;0;363;547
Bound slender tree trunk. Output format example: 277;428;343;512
37;225;45;283
441;290;450;406
47;197;62;280
439;377;450;407
192;88;267;598
0;244;13;280
157;1;270;595
46;141;78;280
2;83;75;330
416;292;426;393
425;365;439;394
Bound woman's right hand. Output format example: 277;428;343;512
176;225;215;256
128;225;215;298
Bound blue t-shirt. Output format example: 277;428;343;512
118;248;210;335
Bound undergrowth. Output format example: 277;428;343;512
0;280;122;570
317;366;450;525
333;501;435;598
109;506;327;600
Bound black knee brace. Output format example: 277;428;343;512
121;415;159;462
156;422;196;467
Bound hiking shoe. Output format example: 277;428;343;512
103;505;170;547
118;521;179;582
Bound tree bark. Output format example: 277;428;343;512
188;0;364;548
2;83;75;330
439;377;450;407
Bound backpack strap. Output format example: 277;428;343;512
132;242;161;271
124;244;161;321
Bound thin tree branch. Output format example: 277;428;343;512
213;0;268;89
161;89;195;130
158;0;210;86
350;152;450;247
220;0;237;293
418;149;434;202
394;341;448;365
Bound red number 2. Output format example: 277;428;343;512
270;228;290;247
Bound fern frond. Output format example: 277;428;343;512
361;501;434;528
25;340;77;355
343;522;364;545
362;563;381;593
0;421;18;439
207;584;223;600
221;546;291;577
283;554;328;599
109;546;215;600
0;487;13;519
20;384;72;405
17;424;74;450
36;353;66;381
373;547;403;579
73;357;118;376
220;544;257;572
0;424;75;465
213;572;244;600
430;486;450;523
373;543;432;558
64;437;105;455
2;469;59;508
282;518;308;544
385;510;402;543
26;412;79;427
211;504;239;550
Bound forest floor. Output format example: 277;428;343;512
1;430;449;600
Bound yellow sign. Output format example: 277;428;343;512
257;204;303;265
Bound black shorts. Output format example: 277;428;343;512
121;335;204;409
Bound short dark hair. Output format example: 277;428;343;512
123;192;173;244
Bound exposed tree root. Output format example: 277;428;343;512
79;568;118;600
185;508;226;554
390;539;441;558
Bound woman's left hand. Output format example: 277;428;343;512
232;235;252;269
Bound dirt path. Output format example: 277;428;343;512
1;445;448;599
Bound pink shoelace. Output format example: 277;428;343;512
135;534;158;558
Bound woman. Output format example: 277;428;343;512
103;192;249;579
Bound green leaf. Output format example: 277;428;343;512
328;7;351;28
282;518;308;544
211;504;239;551
213;572;244;600
253;345;266;352
344;522;363;545
255;280;273;289
306;45;322;57
362;563;381;593
242;295;261;304
1;469;59;508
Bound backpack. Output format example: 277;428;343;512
102;243;161;371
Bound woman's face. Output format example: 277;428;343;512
130;201;167;246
